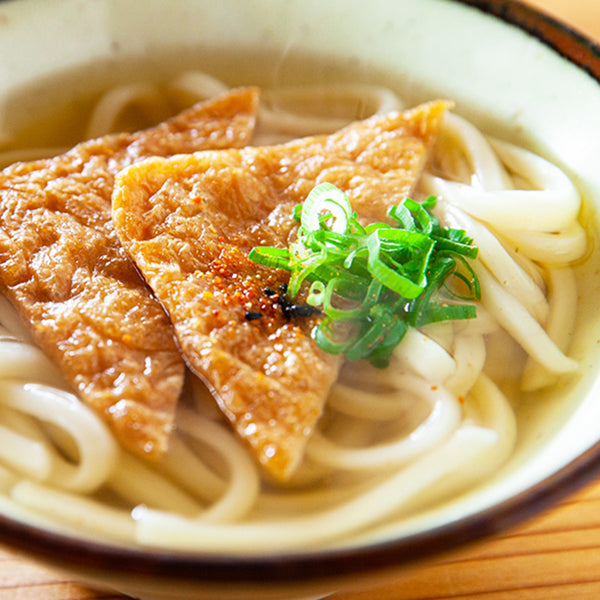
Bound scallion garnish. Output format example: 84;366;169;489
248;183;480;368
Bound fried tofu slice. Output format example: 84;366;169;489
113;100;449;479
0;87;259;459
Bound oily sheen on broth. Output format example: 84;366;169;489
0;70;587;552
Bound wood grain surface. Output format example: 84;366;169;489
1;1;599;599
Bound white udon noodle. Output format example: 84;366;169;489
0;72;586;552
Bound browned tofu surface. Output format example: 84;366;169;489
0;87;259;458
113;100;448;479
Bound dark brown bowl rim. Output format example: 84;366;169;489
2;0;600;588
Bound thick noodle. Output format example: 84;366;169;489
0;73;586;551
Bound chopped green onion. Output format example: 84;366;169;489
301;181;353;234
249;183;480;367
248;246;291;270
307;281;326;306
366;228;434;298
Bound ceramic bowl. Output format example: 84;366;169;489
1;0;600;599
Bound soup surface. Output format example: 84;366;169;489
0;60;593;553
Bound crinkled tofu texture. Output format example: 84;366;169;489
113;100;449;479
0;87;259;459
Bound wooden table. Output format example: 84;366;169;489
1;1;600;599
525;0;600;41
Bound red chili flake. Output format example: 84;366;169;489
458;396;465;404
431;385;438;391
